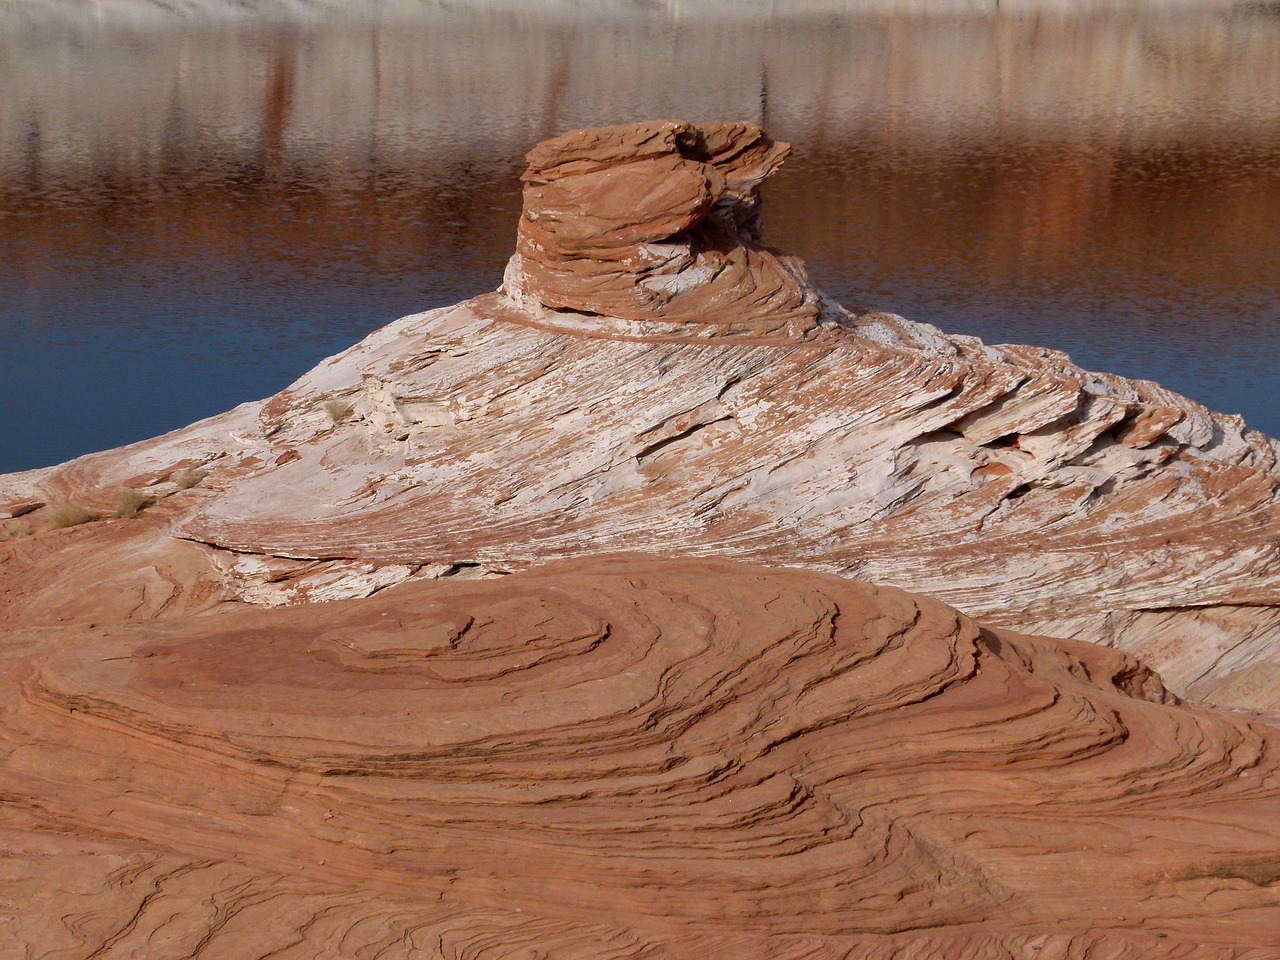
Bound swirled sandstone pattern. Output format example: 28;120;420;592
2;557;1278;956
503;119;825;337
2;120;1279;718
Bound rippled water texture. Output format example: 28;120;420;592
1;1;1278;471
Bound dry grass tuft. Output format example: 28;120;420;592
323;399;354;423
45;502;95;531
114;488;152;518
171;467;208;490
4;522;33;540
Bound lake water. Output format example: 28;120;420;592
2;0;1278;473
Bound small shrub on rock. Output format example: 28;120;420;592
323;399;354;423
45;503;94;531
114;488;152;518
171;467;208;490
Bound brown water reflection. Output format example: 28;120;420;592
1;3;1278;470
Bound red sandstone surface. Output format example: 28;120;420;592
3;556;1280;956
3;121;1280;955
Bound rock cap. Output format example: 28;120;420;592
503;119;829;339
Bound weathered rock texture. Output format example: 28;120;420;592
2;120;1279;723
3;556;1279;956
4;117;1280;955
504;119;826;337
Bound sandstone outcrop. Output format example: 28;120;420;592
504;119;826;337
2;118;1280;716
4;117;1280;955
8;115;1279;709
4;122;1280;713
3;556;1279;956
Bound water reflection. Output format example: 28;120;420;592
1;2;1277;471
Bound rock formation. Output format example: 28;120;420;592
6;120;1277;710
4;117;1280;954
3;556;1279;956
504;119;826;337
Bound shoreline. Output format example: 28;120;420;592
1;0;1267;26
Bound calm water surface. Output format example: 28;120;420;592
2;2;1278;472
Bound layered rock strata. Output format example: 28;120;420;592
2;557;1278;956
504;119;826;337
2;120;1279;717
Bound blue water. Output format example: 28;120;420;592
2;4;1277;473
